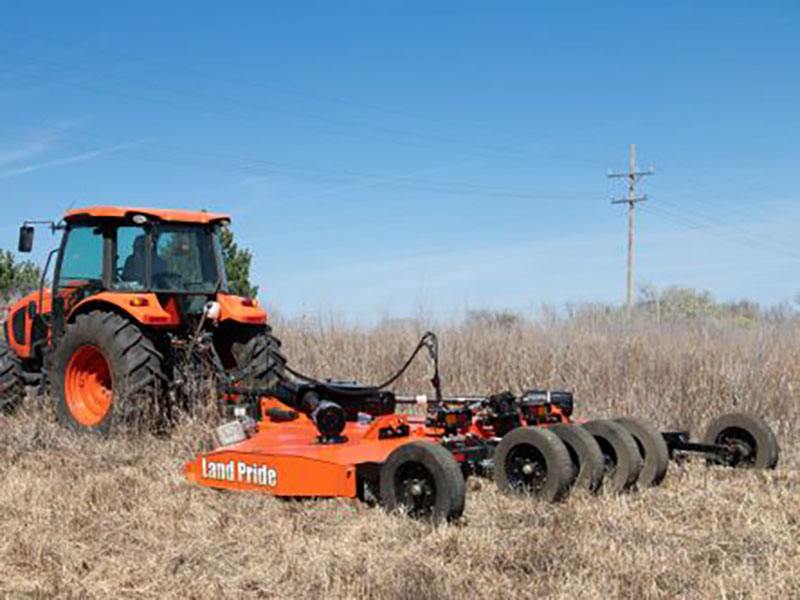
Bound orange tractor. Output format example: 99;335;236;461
0;206;285;432
1;205;780;523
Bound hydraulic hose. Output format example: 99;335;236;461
284;331;443;400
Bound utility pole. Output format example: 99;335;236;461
608;144;654;311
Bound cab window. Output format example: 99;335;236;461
152;225;219;292
114;225;148;290
58;225;104;288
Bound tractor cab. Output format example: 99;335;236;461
11;206;256;360
56;206;228;290
52;207;230;322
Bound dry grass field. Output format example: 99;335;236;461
1;312;798;598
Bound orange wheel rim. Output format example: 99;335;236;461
65;345;113;427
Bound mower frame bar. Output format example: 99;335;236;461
394;395;487;406
661;431;731;462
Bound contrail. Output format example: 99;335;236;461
0;142;135;179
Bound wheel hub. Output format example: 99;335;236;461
507;444;548;492
720;434;755;467
408;480;425;497
65;345;113;427
395;464;437;516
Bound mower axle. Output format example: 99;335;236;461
662;431;735;463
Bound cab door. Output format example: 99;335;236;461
51;222;109;338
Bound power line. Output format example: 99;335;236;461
0;30;612;169
647;179;783;226
2;49;525;158
643;199;800;261
0;54;610;171
640;173;800;257
0;126;590;203
0;66;499;160
0;24;605;152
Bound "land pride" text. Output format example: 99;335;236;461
201;458;278;487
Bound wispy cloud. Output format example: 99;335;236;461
0;133;59;166
0;119;90;167
0;142;135;180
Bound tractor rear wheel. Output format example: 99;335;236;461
53;310;163;434
494;427;572;502
703;412;779;469
230;325;289;389
583;420;643;493
379;441;465;523
549;423;605;493
0;340;24;413
614;416;669;487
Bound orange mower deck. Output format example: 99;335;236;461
187;408;435;498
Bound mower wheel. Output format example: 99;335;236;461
379;441;465;523
53;310;163;434
549;423;604;493
614;417;669;487
703;412;779;469
582;420;643;493
0;340;24;413
494;427;572;502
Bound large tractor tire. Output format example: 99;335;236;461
230;325;289;389
0;340;25;413
379;441;465;523
52;310;163;434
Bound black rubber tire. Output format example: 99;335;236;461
231;325;289;389
549;423;605;493
494;426;572;502
0;340;25;413
52;310;163;434
614;416;669;487
379;441;465;523
582;420;643;493
703;412;779;469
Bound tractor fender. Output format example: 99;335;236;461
68;292;179;327
216;293;267;325
2;290;51;360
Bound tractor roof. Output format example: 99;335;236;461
64;205;230;225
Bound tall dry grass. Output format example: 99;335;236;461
279;312;800;445
1;312;798;598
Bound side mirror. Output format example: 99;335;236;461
18;225;34;253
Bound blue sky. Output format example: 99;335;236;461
1;1;798;321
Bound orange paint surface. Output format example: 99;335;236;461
64;205;230;224
216;293;267;325
4;290;51;359
186;413;433;498
69;292;180;326
64;345;112;426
